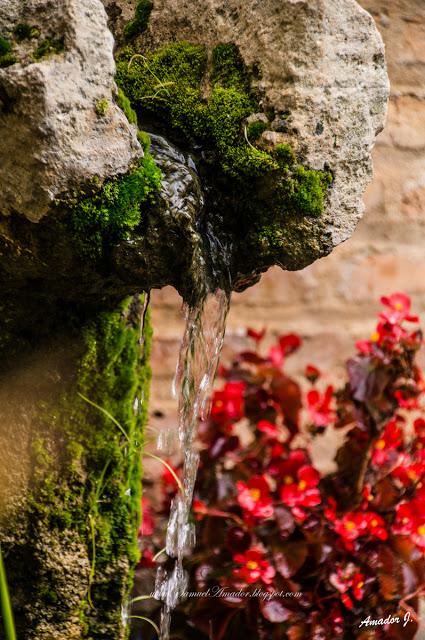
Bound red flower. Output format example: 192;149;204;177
329;563;366;610
232;547;275;585
257;420;279;439
360;484;375;510
267;334;301;367
139;496;155;537
279;333;302;356
335;512;367;543
415;418;425;439
247;327;266;346
371;418;403;466
393;493;425;550
364;512;388;540
380;292;418;325
335;511;387;548
211;381;245;423
394;388;421;409
192;499;208;521
279;452;321;508
161;460;180;489
305;364;321;383
356;339;373;355
325;497;337;522
236;475;274;519
138;548;156;568
307;385;335;428
392;457;425;487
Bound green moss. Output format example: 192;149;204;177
95;98;109;117
65;154;161;258
33;37;64;60
123;0;153;41
13;23;39;41
246;120;267;141
116;41;332;231
0;53;16;68
0;37;15;67
289;166;333;217
211;43;249;90
116;87;137;124
116;42;277;181
0;36;11;56
24;296;152;637
274;143;296;167
137;129;151;152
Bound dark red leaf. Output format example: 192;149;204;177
260;598;291;623
275;542;308;578
274;506;295;538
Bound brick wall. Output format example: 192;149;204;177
149;0;425;430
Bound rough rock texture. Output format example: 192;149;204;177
133;0;389;252
0;296;151;639
0;0;141;222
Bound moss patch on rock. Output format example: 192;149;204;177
33;37;64;61
0;36;16;67
123;0;154;42
115;41;333;278
64;153;161;259
3;296;152;638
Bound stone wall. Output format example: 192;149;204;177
149;0;425;429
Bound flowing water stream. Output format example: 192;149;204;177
155;290;230;639
146;135;232;639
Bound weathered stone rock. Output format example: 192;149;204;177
0;0;389;318
133;0;389;253
0;0;141;222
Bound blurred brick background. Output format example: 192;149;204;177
148;0;425;429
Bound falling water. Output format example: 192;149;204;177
155;290;230;639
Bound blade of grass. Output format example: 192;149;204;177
144;453;183;493
78;393;130;442
129;615;160;635
129;594;155;604
0;544;16;640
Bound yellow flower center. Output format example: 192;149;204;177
371;519;378;528
375;439;386;450
417;525;425;536
408;470;418;480
284;475;294;485
250;489;261;501
371;331;380;343
357;581;364;589
246;561;259;571
417;443;423;450
402;517;410;525
345;521;356;531
394;302;403;311
298;480;307;491
215;400;223;408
